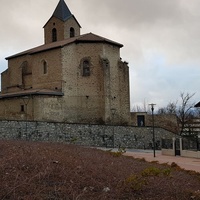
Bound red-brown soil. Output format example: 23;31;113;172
0;140;199;200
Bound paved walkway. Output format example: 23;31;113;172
124;150;200;173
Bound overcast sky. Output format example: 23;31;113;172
1;0;200;111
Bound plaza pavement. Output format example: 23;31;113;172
124;149;200;173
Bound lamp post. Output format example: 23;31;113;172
111;108;116;148
22;96;30;140
149;103;156;157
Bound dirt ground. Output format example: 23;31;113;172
0;140;200;200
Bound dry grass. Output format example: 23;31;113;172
0;140;200;200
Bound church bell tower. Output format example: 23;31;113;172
43;0;81;44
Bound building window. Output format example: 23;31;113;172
70;27;75;38
137;115;145;126
42;60;48;74
82;60;90;76
20;61;32;88
21;105;25;112
21;61;31;75
52;28;57;42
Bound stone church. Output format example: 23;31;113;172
0;0;130;125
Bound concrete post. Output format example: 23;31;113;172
172;137;176;156
179;137;182;156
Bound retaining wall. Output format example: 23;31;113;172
0;120;175;149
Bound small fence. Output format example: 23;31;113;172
162;139;173;149
182;137;200;151
162;136;200;158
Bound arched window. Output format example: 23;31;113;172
82;60;90;76
52;28;57;42
21;61;31;75
21;61;32;88
70;27;75;38
43;60;48;74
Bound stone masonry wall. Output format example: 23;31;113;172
0;120;175;149
44;16;80;44
131;112;179;134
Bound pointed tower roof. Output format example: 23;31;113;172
53;0;72;21
44;0;81;28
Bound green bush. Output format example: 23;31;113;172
125;174;147;191
141;167;171;177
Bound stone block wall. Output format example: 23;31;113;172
131;112;179;133
1;48;62;94
32;49;62;91
0;120;175;149
44;16;80;44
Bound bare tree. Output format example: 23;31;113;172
131;100;149;113
157;101;177;115
157;92;196;136
176;92;195;136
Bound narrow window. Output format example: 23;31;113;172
83;60;90;76
70;27;75;38
21;61;29;75
52;28;57;42
21;105;25;112
43;61;47;74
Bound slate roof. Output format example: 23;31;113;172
53;0;72;21
43;0;81;28
6;33;123;60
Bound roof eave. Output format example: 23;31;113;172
75;40;123;48
43;15;81;28
5;43;70;60
0;91;64;99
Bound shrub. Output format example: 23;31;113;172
141;167;161;177
124;174;147;191
109;151;124;157
141;167;171;177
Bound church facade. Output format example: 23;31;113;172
0;0;130;125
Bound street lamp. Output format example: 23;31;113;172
22;96;30;140
149;103;156;157
111;108;116;148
